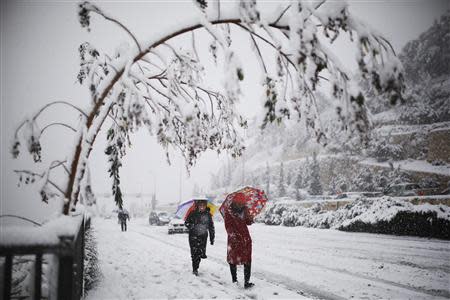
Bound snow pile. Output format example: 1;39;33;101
258;200;346;228
340;197;450;226
0;215;83;247
258;197;450;239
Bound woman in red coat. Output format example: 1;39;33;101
223;193;255;288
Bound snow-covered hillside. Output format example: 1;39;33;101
209;11;450;202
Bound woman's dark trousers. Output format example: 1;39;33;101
189;234;207;271
229;263;251;283
121;221;127;231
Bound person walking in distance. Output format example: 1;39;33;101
118;209;130;232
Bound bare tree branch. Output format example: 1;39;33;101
0;215;41;226
141;57;165;72
41;122;77;135
249;32;268;74
273;4;291;25
88;4;142;52
49;159;71;175
191;31;200;62
13;170;65;195
33;101;88;121
14;101;87;138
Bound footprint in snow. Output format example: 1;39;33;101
245;292;257;299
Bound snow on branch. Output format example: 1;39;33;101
14;166;65;203
69;0;402;208
78;2;142;52
12;0;404;215
11;101;87;162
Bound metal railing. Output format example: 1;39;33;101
0;215;89;300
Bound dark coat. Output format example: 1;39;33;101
185;207;215;271
185;208;215;243
118;211;130;223
223;206;253;265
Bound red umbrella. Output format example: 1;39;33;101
219;186;268;219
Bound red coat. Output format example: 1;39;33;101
223;207;253;265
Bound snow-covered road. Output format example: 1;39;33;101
86;218;450;299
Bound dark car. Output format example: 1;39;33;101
149;211;171;226
335;192;383;199
384;183;423;197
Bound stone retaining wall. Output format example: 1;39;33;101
427;128;450;163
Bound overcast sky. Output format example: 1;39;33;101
1;0;448;222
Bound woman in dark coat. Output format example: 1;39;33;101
184;200;215;276
223;193;254;288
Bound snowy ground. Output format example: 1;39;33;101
86;218;450;299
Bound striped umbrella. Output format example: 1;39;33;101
175;198;217;220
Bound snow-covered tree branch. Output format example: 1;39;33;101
11;0;403;215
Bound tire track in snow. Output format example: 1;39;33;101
133;225;449;299
257;228;450;259
263;250;450;299
253;230;450;297
130;227;343;300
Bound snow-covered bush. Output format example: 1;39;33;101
418;176;441;189
367;135;406;162
9;256;34;298
350;167;377;192
307;153;323;195
7;255;53;299
398;83;450;125
258;197;450;239
339;199;450;239
379;167;413;188
84;224;101;293
258;201;345;228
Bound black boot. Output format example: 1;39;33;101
192;258;200;276
244;263;254;288
200;236;207;258
229;264;237;283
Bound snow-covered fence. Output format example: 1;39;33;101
0;215;89;300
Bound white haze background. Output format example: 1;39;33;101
1;0;449;222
